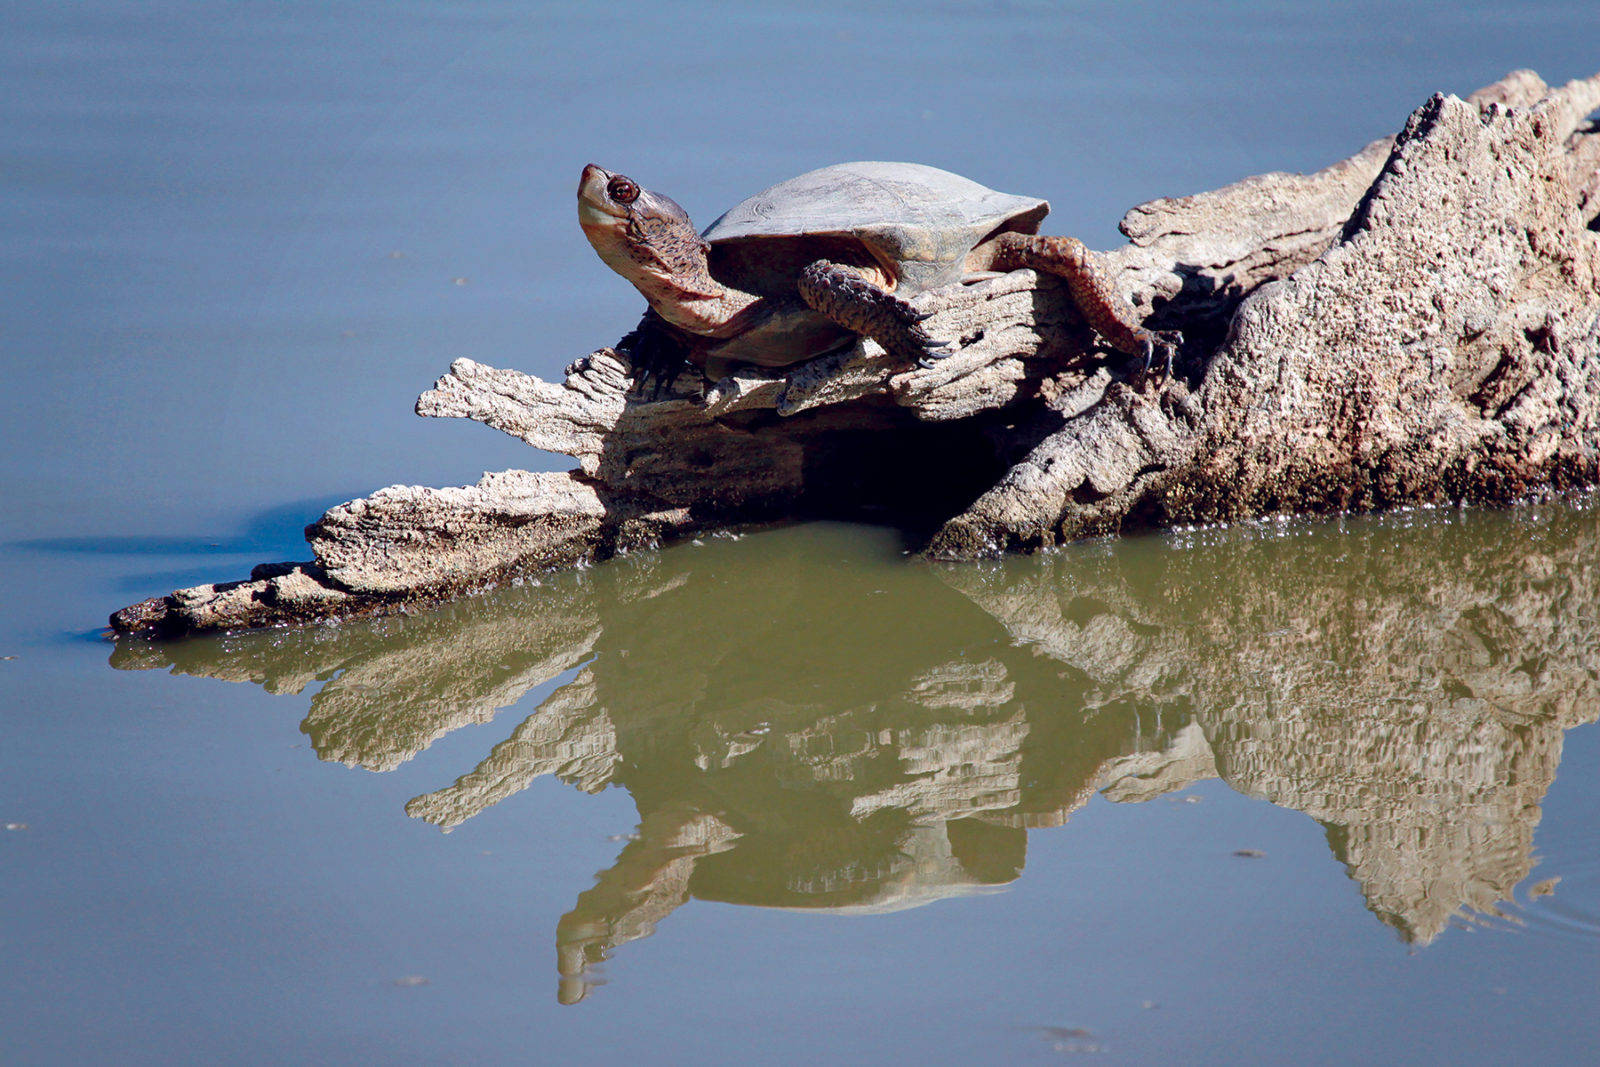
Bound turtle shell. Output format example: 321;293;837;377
702;162;1049;295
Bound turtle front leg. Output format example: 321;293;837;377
988;232;1180;386
616;308;692;397
796;260;950;366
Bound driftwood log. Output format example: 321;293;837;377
112;70;1600;637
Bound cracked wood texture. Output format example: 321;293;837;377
113;70;1600;636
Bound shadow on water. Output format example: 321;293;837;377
110;501;1600;1003
12;497;346;558
13;496;352;595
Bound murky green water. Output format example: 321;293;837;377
116;504;1600;968
5;2;1600;1063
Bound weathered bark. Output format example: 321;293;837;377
930;71;1600;554
112;70;1600;636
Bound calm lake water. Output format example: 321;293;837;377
4;2;1599;1063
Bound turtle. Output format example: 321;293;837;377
577;161;1177;392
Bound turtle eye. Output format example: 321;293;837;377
607;177;639;204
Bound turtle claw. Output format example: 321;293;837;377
1129;329;1182;390
917;342;955;368
618;311;691;399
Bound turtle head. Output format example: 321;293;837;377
578;164;722;317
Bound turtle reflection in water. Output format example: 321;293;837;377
577;161;1179;390
110;506;1600;1004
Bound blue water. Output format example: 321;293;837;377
4;2;1600;1063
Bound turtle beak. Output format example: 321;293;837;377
578;164;631;259
578;164;625;219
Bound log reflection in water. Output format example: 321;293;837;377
111;502;1600;999
942;501;1600;942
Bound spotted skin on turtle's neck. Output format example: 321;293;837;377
628;211;717;295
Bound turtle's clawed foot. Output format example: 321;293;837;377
916;339;955;368
1129;329;1182;390
796;259;953;369
890;321;950;368
906;308;955;367
618;311;691;399
891;301;954;367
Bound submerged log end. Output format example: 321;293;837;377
109;595;177;637
110;470;704;637
108;562;378;638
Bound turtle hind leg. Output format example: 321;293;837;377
796;260;950;366
987;232;1180;386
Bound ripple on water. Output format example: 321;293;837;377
1516;841;1600;943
